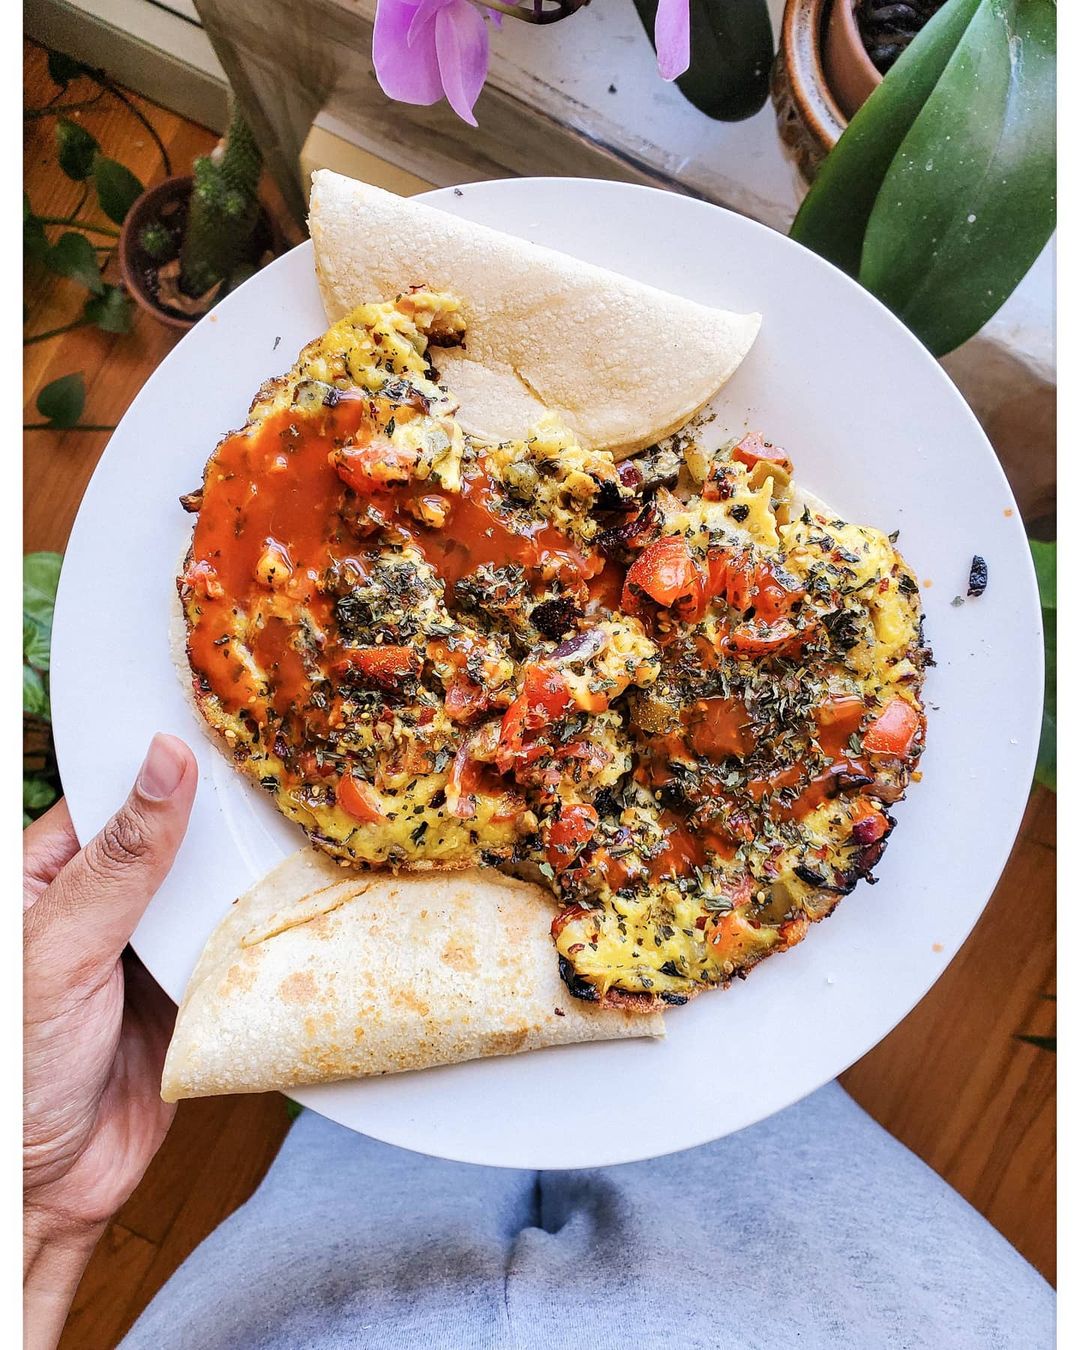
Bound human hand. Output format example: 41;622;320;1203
23;734;197;1349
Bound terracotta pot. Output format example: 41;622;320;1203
824;0;882;119
772;0;849;182
119;175;278;331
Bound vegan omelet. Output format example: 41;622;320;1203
180;292;928;1008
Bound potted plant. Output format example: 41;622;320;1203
24;51;284;436
119;101;279;330
775;0;952;172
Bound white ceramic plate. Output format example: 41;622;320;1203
52;178;1042;1169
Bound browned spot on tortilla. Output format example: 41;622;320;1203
394;988;431;1016
303;1015;318;1039
482;1027;530;1056
279;970;317;1004
224;962;256;993
441;939;478;973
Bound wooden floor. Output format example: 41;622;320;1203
23;39;1055;1349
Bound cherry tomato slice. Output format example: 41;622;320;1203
622;536;707;621
862;698;920;756
545;803;599;873
337;773;386;824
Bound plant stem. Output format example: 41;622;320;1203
95;72;172;174
23;319;91;345
23;94;105;118
37;216;120;237
23;423;115;432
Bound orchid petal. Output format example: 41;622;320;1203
655;0;691;82
434;0;490;127
373;0;443;105
407;0;450;48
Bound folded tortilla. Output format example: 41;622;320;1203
308;171;760;458
161;850;663;1100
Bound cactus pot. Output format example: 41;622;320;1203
119;175;279;331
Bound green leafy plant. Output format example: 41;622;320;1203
24;552;63;828
1031;538;1055;791
632;0;774;121
791;0;1055;357
24;52;149;419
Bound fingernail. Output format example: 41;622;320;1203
137;734;187;801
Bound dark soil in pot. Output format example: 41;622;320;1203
857;0;946;75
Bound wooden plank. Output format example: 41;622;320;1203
112;1096;292;1344
841;786;1057;1282
58;1223;159;1350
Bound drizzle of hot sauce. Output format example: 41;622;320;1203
185;399;606;728
186;400;369;718
400;463;603;588
683;697;755;760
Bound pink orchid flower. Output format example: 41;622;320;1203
373;0;494;128
372;0;691;127
654;0;692;82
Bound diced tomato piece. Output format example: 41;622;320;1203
731;433;792;474
522;666;573;725
725;619;804;657
444;676;494;723
495;665;574;774
334;646;419;688
332;441;417;494
545;803;599;873
862;698;920;756
622;535;707;621
705;549;754;612
337;773;386;824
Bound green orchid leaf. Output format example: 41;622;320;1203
35;373;86;429
24;551;63;670
861;0;1057;356
1036;605;1055;791
24;777;58;813
56;117;100;181
1029;538;1055;791
631;0;773;121
48;51;86;89
83;284;134;334
1030;537;1056;610
24;665;50;719
93;156;144;225
48;232;105;294
790;0;981;275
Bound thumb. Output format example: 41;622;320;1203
25;735;197;993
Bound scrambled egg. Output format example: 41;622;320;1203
181;295;928;1006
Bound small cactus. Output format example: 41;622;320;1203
138;220;176;262
179;100;263;297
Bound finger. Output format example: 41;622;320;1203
23;798;81;911
25;735;198;992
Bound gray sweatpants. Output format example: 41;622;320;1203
122;1082;1053;1348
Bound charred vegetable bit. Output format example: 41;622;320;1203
968;555;988;597
181;294;927;1008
